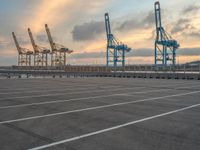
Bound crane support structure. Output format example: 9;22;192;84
105;13;131;67
45;24;73;67
12;32;33;66
28;28;50;67
154;1;179;66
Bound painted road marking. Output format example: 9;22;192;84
0;87;145;101
29;103;200;150
0;86;122;95
0;83;199;109
0;89;168;109
0;90;199;124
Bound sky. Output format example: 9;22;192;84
0;0;200;66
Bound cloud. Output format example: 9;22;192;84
171;18;191;34
71;10;155;42
0;34;32;57
170;6;200;39
170;4;200;39
187;32;200;39
0;55;17;66
72;21;105;41
127;48;153;57
178;47;200;56
0;40;9;49
1;0;200;66
0;36;16;54
36;34;48;43
23;0;109;34
116;11;154;32
143;11;155;27
17;36;30;45
23;0;75;33
70;47;200;60
71;48;153;59
71;51;105;59
183;5;200;14
170;18;200;40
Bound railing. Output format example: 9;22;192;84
0;65;200;80
110;64;200;74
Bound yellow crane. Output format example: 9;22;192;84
12;32;33;66
28;28;50;67
45;24;73;66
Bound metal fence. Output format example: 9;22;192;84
111;65;200;74
5;64;200;74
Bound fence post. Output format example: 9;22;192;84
199;64;200;74
184;65;186;74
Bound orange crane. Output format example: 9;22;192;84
28;28;50;67
12;32;33;66
45;24;73;66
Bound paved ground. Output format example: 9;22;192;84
0;77;200;150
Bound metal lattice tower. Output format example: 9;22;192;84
154;1;179;66
28;28;50;67
105;13;131;67
45;24;73;67
12;32;33;66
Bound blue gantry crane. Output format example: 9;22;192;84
105;13;131;67
154;1;179;65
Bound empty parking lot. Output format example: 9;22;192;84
0;77;199;150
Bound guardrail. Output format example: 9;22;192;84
0;69;200;80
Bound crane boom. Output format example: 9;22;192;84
28;28;50;67
12;32;21;54
12;32;33;66
45;24;55;51
155;1;163;41
104;13;131;67
105;13;112;45
28;28;38;53
154;1;179;65
44;24;73;66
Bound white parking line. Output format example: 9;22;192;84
0;79;197;92
0;89;167;109
29;103;200;150
0;83;199;109
0;85;121;95
0;87;91;95
1;81;199;101
178;84;200;89
0;87;145;101
0;90;199;124
0;83;122;94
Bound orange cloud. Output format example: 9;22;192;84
177;56;200;64
81;28;153;52
24;0;74;33
83;40;105;52
23;0;109;34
